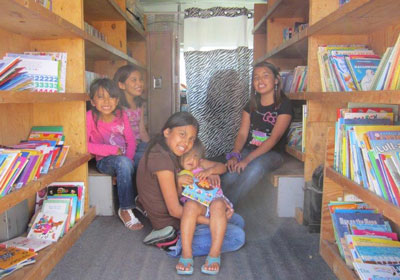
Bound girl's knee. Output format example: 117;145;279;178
184;200;205;214
116;156;134;172
209;199;227;213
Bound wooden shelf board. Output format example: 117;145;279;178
326;167;400;225
254;28;308;63
285;145;305;162
269;153;304;187
84;0;145;40
0;0;83;39
286;92;307;100
84;36;146;70
253;0;309;34
309;0;400;36
0;91;89;103
319;239;358;280
0;153;91;215
5;207;96;280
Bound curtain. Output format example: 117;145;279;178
184;7;253;158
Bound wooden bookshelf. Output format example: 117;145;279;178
0;154;91;214
0;0;147;279
285;145;305;162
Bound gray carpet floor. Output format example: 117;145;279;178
46;179;337;280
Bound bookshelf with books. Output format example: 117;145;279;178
0;0;151;278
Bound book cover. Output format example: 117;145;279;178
0;247;36;270
351;228;398;241
181;178;219;207
353;263;400;279
344;56;381;90
0;236;53;252
27;212;67;242
329;55;357;91
47;182;85;220
355;245;400;264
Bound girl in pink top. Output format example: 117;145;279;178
87;78;143;231
113;65;150;171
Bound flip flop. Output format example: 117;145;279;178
176;257;193;275
201;255;220;275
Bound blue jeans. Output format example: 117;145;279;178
221;148;284;206
167;213;245;257
96;155;135;210
134;141;148;171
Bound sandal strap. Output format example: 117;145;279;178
178;257;193;267
118;209;140;227
206;255;221;265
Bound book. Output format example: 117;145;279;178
0;236;53;252
0;247;36;270
181;178;218;207
27;212;68;242
353;263;400;279
344;55;381;91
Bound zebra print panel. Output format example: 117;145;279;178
184;47;253;158
184;7;253;19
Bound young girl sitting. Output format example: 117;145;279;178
136;112;244;276
87;78;143;231
113;65;150;170
177;139;232;275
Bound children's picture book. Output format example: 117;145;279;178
182;178;218;207
0;236;53;252
0;247;36;270
27;212;67;242
353;263;400;279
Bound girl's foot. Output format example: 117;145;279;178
201;255;220;275
176;257;193;275
118;209;143;231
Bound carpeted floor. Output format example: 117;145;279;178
46;178;337;280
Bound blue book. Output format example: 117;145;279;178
182;178;218;207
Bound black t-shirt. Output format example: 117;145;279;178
243;96;293;152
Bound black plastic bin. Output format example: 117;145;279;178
302;165;324;233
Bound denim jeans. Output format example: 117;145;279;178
134;141;148;171
221;148;284;206
96;155;135;209
167;213;245;257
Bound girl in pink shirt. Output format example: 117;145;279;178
87;78;143;231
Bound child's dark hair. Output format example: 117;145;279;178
144;112;200;168
250;61;286;112
113;64;145;108
180;138;205;167
89;78;122;122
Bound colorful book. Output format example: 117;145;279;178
181;178;218;207
0;247;36;270
0;236;53;252
27;212;68;242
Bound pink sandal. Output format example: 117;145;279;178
118;209;143;231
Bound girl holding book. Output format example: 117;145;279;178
87;78;143;231
113;65;150;170
222;61;293;205
136;112;245;275
176;138;233;275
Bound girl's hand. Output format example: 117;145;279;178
195;169;213;181
207;174;221;186
234;160;248;174
225;201;234;220
177;174;193;187
226;158;238;173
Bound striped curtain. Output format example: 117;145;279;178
184;7;253;158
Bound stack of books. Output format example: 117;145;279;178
1;52;67;93
329;201;400;279
334;103;400;206
0;126;69;196
0;246;37;278
281;66;308;94
318;45;381;92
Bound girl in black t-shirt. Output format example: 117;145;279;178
221;61;293;205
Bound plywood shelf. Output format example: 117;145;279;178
325;167;400;224
84;35;146;70
84;0;145;41
0;91;89;103
0;0;83;39
285;145;305;162
319;240;358;280
287;91;400;103
252;0;309;34
254;28;308;63
0;153;91;215
309;0;400;36
5;207;96;280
